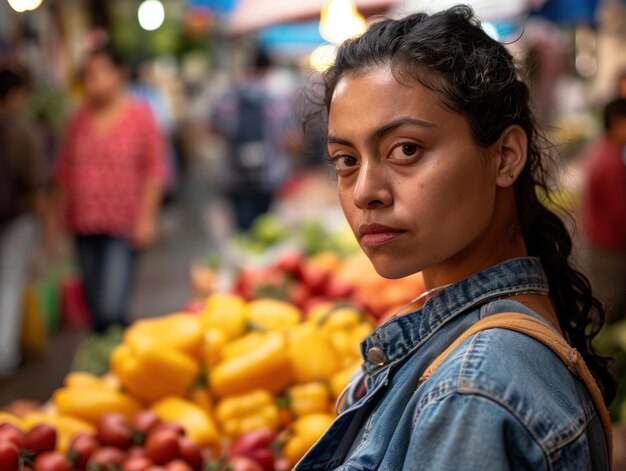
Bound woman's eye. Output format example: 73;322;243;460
333;155;359;171
390;143;420;160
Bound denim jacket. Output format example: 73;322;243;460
294;258;609;470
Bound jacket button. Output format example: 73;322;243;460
367;347;386;366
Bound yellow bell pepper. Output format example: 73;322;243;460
151;396;219;445
287;382;330;417
64;371;113;389
110;343;200;403
125;313;203;358
201;292;248;340
310;304;362;330
215;389;279;437
52;386;141;424
310;304;373;367
328;330;355;367
329;362;361;399
0;412;22;428
247;298;301;331
288;324;338;383
189;386;213;415
202;328;228;366
21;412;95;453
350;322;373;357
221;331;266;360
282;413;334;465
210;331;294;397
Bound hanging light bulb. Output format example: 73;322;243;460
138;0;166;31
319;0;367;45
7;0;43;12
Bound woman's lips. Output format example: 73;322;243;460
358;223;406;248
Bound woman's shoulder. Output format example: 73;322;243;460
416;319;596;451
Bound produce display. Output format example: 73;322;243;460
0;292;383;470
1;215;434;471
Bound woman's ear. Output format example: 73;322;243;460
493;125;527;188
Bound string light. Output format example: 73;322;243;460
319;0;366;45
7;0;43;13
138;0;165;31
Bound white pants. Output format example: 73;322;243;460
0;214;36;375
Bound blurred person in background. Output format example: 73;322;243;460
54;47;167;333
0;68;52;376
208;48;291;230
581;98;626;324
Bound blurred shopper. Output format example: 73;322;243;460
208;48;291;230
54;48;167;333
581;98;626;323
0;68;51;376
295;6;613;470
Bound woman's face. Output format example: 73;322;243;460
83;55;124;104
328;65;500;279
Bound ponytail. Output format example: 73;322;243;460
516;131;616;405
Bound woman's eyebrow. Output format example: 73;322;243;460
327;135;353;146
327;117;438;147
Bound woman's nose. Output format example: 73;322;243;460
353;160;392;210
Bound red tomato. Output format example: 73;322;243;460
86;447;126;468
24;424;57;455
274;457;290;471
324;279;354;299
97;413;134;449
133;411;162;437
127;446;148;458
177;437;203;470
149;422;185;438
144;429;180;465
273;250;304;276
0;423;24;449
68;432;99;469
123;455;154;471
229;457;264;471
229;428;275;458
33;451;71;471
247;448;274;471
0;441;19;471
164;459;193;471
182;299;204;313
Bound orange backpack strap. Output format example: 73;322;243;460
420;312;613;467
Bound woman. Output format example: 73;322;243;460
296;6;614;470
55;48;167;333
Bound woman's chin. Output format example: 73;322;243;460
367;254;421;280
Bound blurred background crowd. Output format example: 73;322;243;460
0;0;626;422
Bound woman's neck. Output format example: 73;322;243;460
422;190;526;290
89;92;125;113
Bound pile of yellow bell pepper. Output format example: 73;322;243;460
215;389;280;437
38;292;374;467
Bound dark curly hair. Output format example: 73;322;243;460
322;5;616;404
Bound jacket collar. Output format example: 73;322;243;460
360;257;550;374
